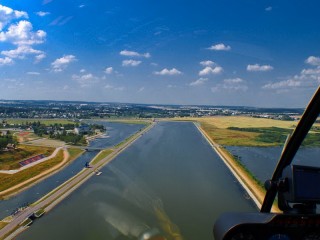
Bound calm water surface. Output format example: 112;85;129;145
0;122;143;219
226;146;320;183
18;122;256;240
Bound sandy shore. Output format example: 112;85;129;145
195;123;280;212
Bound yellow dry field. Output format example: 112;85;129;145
197;116;297;129
183;116;299;146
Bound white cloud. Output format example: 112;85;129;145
63;85;69;90
247;64;273;72
1;45;44;59
120;50;151;58
0;20;46;45
79;4;86;8
154;68;182;76
262;57;320;92
51;55;77;72
104;67;113;74
200;60;215;67
72;73;99;87
0;4;28;31
262;79;301;89
265;6;272;11
212;78;248;92
80;69;86;73
305;56;320;66
224;78;244;84
35;11;50;17
208;43;231;51
199;66;223;76
0;57;13;66
27;71;40;75
35;53;46;62
122;59;141;67
189;78;208;86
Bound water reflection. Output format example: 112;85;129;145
18;122;256;240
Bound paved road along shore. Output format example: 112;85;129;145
0;122;156;240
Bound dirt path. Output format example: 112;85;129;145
0;149;70;197
195;123;280;212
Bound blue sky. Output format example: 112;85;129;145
0;0;320;107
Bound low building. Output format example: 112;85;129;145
74;124;90;135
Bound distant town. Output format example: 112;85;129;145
0;100;304;121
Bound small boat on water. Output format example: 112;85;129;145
95;171;102;176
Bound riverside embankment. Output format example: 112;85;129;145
0;122;153;240
194;122;280;212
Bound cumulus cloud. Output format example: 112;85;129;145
189;78;208;86
35;53;46;62
247;64;273;72
2;45;43;59
154;68;182;76
0;4;28;31
72;73;99;87
0;57;13;66
51;55;77;72
305;56;320;66
120;50;151;58
262;57;320;92
200;60;215;67
207;43;231;51
0;20;46;45
212;78;248;92
199;66;223;76
122;59;141;67
104;67;113;74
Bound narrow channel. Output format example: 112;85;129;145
17;122;256;240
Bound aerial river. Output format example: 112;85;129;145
0;122;144;219
17;122;256;240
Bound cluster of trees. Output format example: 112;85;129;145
54;132;86;145
0;131;17;151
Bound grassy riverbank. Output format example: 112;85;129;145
0;145;54;170
0;148;84;199
90;149;113;165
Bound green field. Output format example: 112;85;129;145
90;149;113;165
0;145;54;170
0;150;64;194
6;119;74;126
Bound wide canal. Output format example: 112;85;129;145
17;122;256;240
